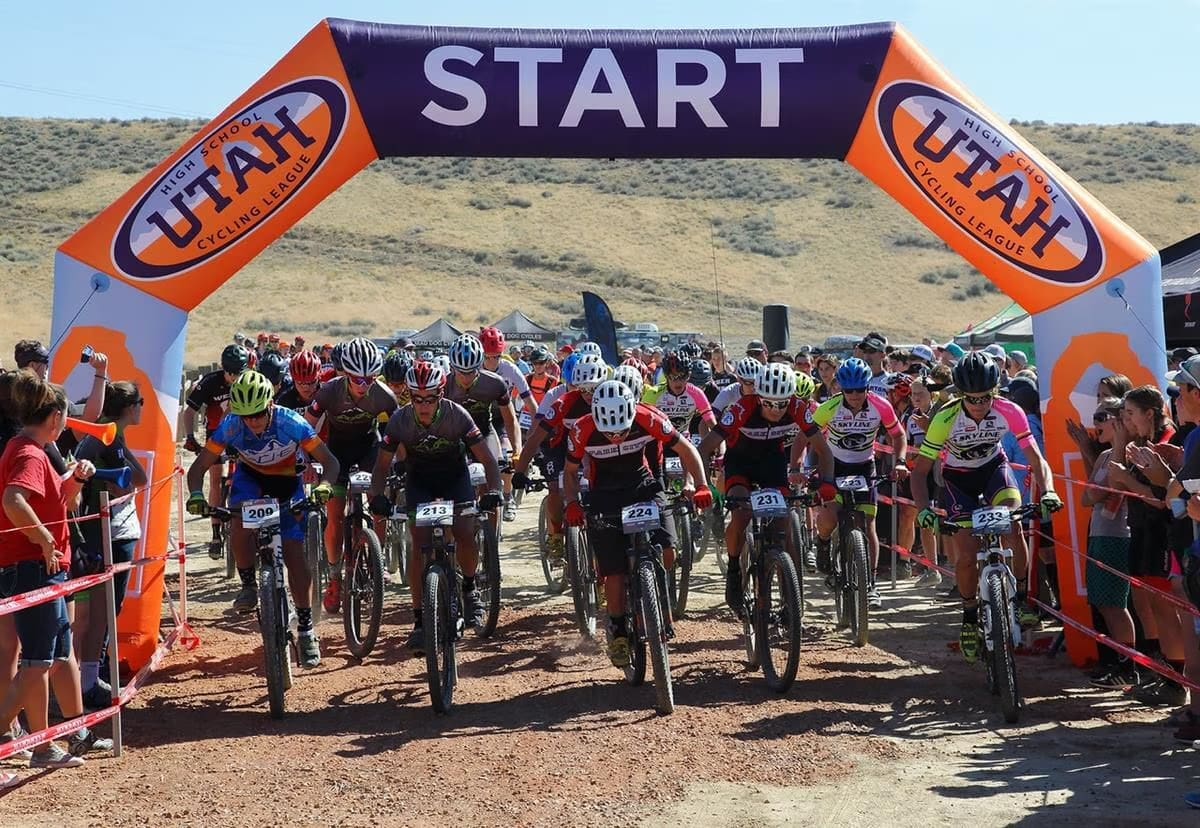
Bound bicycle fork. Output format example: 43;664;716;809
978;552;1018;653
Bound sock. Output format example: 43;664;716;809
238;567;256;590
963;605;979;625
296;607;313;633
211;522;221;539
462;576;475;594
80;661;100;692
610;616;627;637
413;608;423;628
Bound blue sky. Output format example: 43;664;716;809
1;0;1196;123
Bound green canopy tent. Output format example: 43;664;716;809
952;302;1035;363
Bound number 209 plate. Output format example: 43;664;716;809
241;499;280;529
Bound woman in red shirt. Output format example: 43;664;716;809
0;373;103;770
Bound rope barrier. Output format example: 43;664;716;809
0;468;180;536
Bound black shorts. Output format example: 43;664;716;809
329;438;379;489
540;442;567;483
585;483;677;578
406;469;475;511
724;454;787;496
1129;520;1171;580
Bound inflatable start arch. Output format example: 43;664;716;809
52;19;1164;669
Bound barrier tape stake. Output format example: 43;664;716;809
99;491;123;757
176;468;188;627
890;474;898;592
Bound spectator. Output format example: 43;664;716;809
745;339;768;365
904;377;941;584
940;342;965;367
255;333;269;357
72;382;147;710
0;372;110;770
13;341;49;381
909;344;934;375
1169;347;1198;373
1166;357;1200;739
233;332;247;348
293;335;306;353
1007;349;1029;377
1098;373;1133;402
1002;376;1058;607
768;350;792;365
815;354;840;402
793;349;814;381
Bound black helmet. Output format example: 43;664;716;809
952;351;1000;394
529;346;551;364
258;351;288;387
679;342;702;360
382;350;412;383
330;342;345;371
689;359;713;386
221;344;249;374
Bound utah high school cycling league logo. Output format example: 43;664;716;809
876;81;1104;284
112;78;349;280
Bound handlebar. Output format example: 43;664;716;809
940;502;1043;535
207;498;323;523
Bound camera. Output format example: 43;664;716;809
80;345;94;364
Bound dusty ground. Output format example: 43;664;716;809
1;488;1198;826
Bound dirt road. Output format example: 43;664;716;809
2;490;1197;826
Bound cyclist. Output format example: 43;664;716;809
512;353;606;564
803;357;907;610
380;350;414;409
367;361;502;652
305;337;396;613
447;334;520;519
479;328;535;519
910;351;1062;663
185;371;338;666
712;357;764;414
276;351;322;413
643;353;716;440
526;346;560;407
183;344;249;559
563;380;712;667
258;351;289;396
699;364;832;608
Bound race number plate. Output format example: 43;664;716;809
664;457;684;479
415;501;455;527
348;470;373;494
750;489;789;519
468;462;487;487
835;475;869;492
971;506;1012;535
621;501;661;534
519;411;533;430
241;498;280;529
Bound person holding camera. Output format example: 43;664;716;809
72;382;147;710
0;373;111;770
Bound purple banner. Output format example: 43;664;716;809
328;20;894;160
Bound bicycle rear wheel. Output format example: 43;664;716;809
343;523;384;659
987;571;1021;723
623;580;647;688
423;564;457;713
831;531;849;629
259;569;288;719
668;510;694;618
566;527;598;638
538;497;567;590
740;532;759;669
305;512;326;627
476;518;502;637
713;502;729;575
758;548;803;693
847;528;870;647
638;562;674;715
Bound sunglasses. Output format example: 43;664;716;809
761;399;791;411
667;373;689;383
348;375;375;387
843;388;867;394
240;411;269;422
132;397;145;405
963;393;994;405
411;394;442;405
1092;411;1114;424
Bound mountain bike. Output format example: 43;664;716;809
727;490;805;692
828;474;874;647
587;500;676;715
341;468;385;659
538;470;576;594
468;462;503;637
944;502;1038;724
210;496;320;719
216;453;237;579
381;469;409;580
414;499;474;713
662;456;697;617
301;461;329;626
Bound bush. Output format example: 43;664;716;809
825;194;854;209
893;233;944;250
468;197;495;210
505;197;532;208
1178;193;1196;204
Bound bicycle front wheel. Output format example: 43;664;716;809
258;568;288;719
758;548;803;693
847;528;870;647
343;523;384;659
741;533;759;669
987;571;1021;723
305;512;326;627
638;562;674;715
669;510;694;618
566;526;597;638
423;564;457;713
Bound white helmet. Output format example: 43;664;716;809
592;380;636;433
756;362;797;401
611;365;645;401
449;334;485;372
576;341;603;357
734;357;764;382
572;353;608;390
341;337;383;378
433;354;452;376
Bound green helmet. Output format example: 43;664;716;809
794;372;817;400
229;370;274;416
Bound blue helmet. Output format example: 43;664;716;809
836;358;872;392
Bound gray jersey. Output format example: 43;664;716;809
382;399;483;473
308;377;396;442
446;369;510;436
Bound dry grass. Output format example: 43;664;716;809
1;118;1198;367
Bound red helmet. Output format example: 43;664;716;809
621;357;650;379
290;350;322;384
479;327;506;357
407;360;447;391
317;365;337;383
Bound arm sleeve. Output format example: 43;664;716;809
690;385;716;424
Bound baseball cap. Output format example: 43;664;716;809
945;342;965;360
1174;355;1200;388
746;339;767;354
13;340;49;368
1008;349;1028;367
983;343;1007;360
859;333;887;352
1171;346;1198;363
910;344;934;363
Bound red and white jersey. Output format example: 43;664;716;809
568;404;680;491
